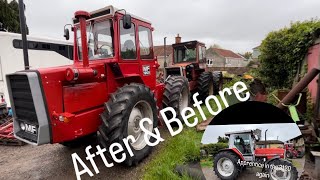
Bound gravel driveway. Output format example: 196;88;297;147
0;128;169;180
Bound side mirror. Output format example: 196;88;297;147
122;14;132;29
64;28;70;40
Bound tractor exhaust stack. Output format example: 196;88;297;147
18;0;29;70
75;11;90;67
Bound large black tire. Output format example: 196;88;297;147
212;71;223;94
162;76;190;121
60;133;97;148
214;151;240;180
297;151;304;158
197;72;214;101
286;151;293;159
98;83;158;166
267;159;298;180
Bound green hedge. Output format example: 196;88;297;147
258;19;320;89
201;143;228;156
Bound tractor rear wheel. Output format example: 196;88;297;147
98;83;158;166
197;72;214;101
268;159;298;180
214;151;240;180
212;71;223;94
162;76;190;121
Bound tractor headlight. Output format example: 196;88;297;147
20;122;26;131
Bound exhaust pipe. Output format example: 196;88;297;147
164;37;167;67
18;0;29;70
75;11;90;67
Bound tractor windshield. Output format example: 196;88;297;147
173;46;197;63
77;19;114;60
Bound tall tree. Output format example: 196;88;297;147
241;52;252;59
0;0;28;34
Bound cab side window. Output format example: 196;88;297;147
120;20;136;59
198;46;206;63
138;26;153;59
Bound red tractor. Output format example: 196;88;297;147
163;40;223;113
214;130;298;180
6;6;190;166
285;143;304;159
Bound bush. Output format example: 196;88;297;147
258;19;320;89
201;143;228;157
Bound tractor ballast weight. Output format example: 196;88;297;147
6;6;190;165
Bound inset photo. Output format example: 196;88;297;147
201;123;304;180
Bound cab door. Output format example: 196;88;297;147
137;25;157;90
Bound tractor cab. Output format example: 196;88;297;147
164;40;207;80
225;130;257;161
172;41;206;66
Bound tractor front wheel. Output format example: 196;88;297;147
214;151;240;180
163;76;190;121
197;72;214;101
268;159;298;180
98;83;158;166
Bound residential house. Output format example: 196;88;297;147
206;47;248;67
154;45;172;69
286;135;305;152
252;45;261;60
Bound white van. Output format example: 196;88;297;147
0;32;73;106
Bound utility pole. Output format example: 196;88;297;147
18;0;29;70
164;37;167;68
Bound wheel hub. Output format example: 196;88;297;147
179;88;189;111
270;166;292;180
217;157;234;177
127;101;154;151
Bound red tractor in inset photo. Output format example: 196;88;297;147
213;130;298;180
285;143;304;159
6;6;190;166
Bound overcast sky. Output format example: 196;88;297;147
201;123;302;144
23;0;320;53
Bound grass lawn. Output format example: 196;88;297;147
291;159;302;168
200;157;213;168
142;96;225;179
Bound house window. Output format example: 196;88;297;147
226;58;231;65
198;46;206;63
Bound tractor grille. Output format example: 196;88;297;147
9;75;38;125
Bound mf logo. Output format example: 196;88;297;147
25;124;37;134
143;65;150;76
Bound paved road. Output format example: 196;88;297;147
0;128;170;180
291;156;305;177
202;166;265;180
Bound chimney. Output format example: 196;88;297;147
175;34;181;44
